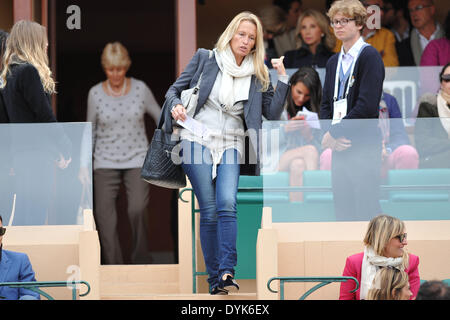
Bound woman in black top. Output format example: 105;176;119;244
0;29;8;123
0;20;71;225
283;9;335;69
278;67;323;201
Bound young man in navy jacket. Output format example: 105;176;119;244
320;0;385;221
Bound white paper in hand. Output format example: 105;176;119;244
296;109;321;129
177;115;211;139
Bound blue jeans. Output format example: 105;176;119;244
181;141;240;289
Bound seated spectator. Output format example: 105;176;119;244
273;0;303;56
340;214;420;300
0;215;40;300
416;280;450;300
258;5;288;68
378;93;419;177
278;67;322;201
384;0;411;43
361;0;399;66
397;0;444;66
415;62;450;168
320;92;419;178
420;10;450;66
283;9;336;69
366;267;413;300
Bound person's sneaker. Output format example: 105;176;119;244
220;274;240;292
210;286;228;295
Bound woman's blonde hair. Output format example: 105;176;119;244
327;0;368;27
101;42;132;70
0;20;55;93
215;11;270;92
366;267;410;300
363;214;409;269
295;9;336;51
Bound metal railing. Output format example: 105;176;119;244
267;276;359;300
179;188;207;293
0;281;91;300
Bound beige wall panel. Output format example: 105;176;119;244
6;244;78;300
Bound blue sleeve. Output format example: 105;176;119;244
165;48;206;111
18;254;40;300
384;93;410;150
262;76;289;120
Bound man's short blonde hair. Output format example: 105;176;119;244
327;0;368;27
101;42;131;69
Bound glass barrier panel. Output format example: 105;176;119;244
261;117;450;223
0;122;92;226
270;66;442;127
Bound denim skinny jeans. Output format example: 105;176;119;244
181;141;240;289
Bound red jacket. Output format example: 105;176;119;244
339;252;420;300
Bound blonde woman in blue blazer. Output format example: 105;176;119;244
167;12;289;294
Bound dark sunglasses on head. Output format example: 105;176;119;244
394;233;407;242
0;227;6;236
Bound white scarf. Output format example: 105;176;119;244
437;90;450;139
214;46;254;110
360;246;404;300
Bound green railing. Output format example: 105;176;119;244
267;276;359;300
179;188;207;294
0;281;91;300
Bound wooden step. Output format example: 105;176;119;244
100;264;178;283
100;264;180;296
101;293;257;300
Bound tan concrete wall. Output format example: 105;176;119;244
2;211;100;300
3;226;83;300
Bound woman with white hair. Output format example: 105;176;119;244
167;11;289;294
86;42;160;265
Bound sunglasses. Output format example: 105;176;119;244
441;78;450;83
0;227;5;236
394;233;407;242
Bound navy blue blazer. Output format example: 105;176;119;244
164;48;289;175
0;249;40;300
320;45;385;143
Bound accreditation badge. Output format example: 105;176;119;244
332;99;347;125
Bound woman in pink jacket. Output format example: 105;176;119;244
420;11;450;67
340;214;420;300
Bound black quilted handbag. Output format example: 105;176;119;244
141;103;186;189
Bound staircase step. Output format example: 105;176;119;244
101;293;257;300
101;282;180;295
100;264;178;283
100;264;180;296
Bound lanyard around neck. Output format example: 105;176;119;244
333;42;368;101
